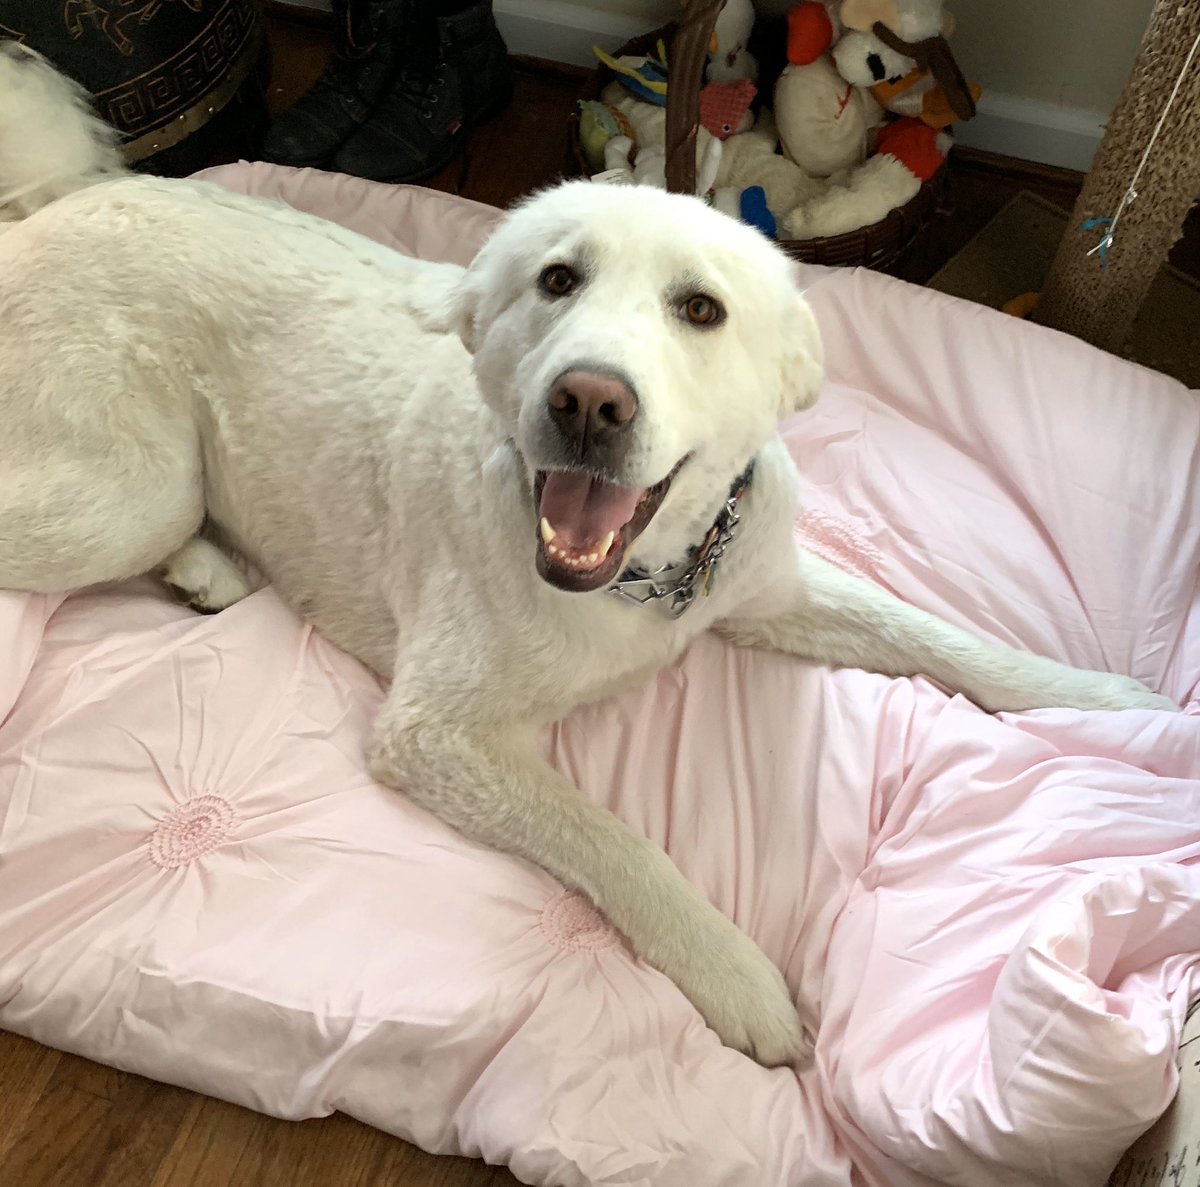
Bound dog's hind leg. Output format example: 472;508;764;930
0;449;204;595
157;535;253;614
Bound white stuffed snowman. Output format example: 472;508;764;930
702;0;759;83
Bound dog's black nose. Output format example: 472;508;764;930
547;369;639;455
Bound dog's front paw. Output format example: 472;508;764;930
675;921;813;1069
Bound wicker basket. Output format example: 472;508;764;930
567;5;949;273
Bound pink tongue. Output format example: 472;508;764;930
539;472;646;549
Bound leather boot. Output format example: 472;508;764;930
262;0;405;168
332;0;512;183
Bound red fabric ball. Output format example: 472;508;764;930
876;117;945;181
787;2;834;66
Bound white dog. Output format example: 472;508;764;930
0;45;1176;1068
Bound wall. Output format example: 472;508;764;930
944;0;1154;170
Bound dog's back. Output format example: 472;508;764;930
0;42;126;226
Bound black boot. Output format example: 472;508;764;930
332;0;512;183
261;0;405;169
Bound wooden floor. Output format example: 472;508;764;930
0;1030;521;1186
5;14;1198;1187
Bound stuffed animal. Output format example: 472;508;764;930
781;152;920;240
833;0;977;121
592;47;669;106
713;183;778;238
601;133;723;195
597;82;723;195
831;25;916;88
699;79;757;139
874;115;951;180
601;81;721;171
691;0;759;83
738;186;777;237
774;2;882;178
870;68;981;129
576;100;635;173
841;0;943;42
714;106;824;219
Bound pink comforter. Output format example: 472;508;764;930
1;165;1198;1187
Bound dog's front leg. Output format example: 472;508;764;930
368;707;812;1068
720;548;1176;714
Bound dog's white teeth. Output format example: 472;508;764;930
544;531;614;570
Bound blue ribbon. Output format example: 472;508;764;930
1078;216;1115;270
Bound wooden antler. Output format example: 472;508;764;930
664;0;726;195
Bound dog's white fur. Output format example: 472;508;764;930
0;45;1176;1068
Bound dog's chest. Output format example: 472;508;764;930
514;584;726;716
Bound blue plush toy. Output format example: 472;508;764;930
739;186;777;239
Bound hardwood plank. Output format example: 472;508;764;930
0;1050;194;1187
147;1096;262;1187
264;14;334;120
459;67;580;208
0;1035;516;1187
0;1032;62;1164
153;1091;520;1187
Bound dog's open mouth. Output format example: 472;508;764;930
534;460;685;592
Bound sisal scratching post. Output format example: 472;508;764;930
1034;0;1200;351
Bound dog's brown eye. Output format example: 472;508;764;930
682;294;724;327
539;264;578;298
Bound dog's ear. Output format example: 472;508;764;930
778;291;824;415
407;219;511;353
404;261;467;338
450;268;484;355
443;225;514;354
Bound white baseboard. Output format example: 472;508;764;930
952;92;1107;174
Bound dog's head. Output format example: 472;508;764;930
447;182;823;593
